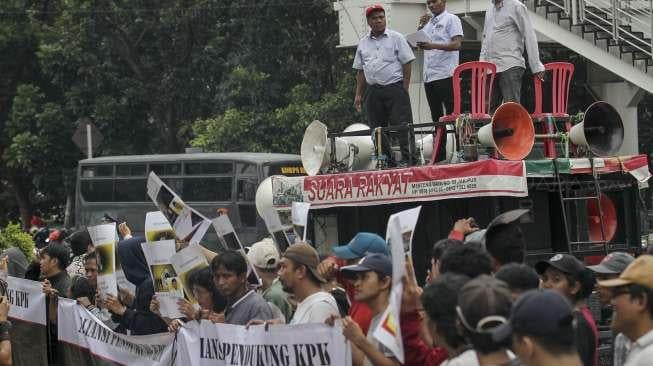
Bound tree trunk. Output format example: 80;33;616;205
8;172;33;231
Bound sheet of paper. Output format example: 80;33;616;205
211;215;243;251
147;172;211;244
88;224;118;300
145;211;175;242
405;30;430;47
387;206;422;257
291;202;311;242
171;244;209;304
262;208;291;253
141;240;184;319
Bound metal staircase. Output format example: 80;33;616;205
528;0;653;91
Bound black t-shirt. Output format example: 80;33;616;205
574;309;597;366
47;270;71;298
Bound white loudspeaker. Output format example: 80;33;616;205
415;126;456;164
255;176;274;217
300;120;375;176
569;101;624;157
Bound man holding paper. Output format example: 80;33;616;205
416;0;463;161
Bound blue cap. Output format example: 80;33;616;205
340;253;392;278
332;232;389;260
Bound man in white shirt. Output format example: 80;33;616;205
416;0;463;162
277;243;339;324
353;4;417;166
598;255;653;366
479;0;544;108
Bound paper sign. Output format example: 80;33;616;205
145;211;175;242
88;224;118;300
211;215;242;251
373;215;406;363
388;206;422;256
147;172;211;244
171;244;209;304
405;29;430;47
291;202;311;242
141;240;184;319
262;208;291;253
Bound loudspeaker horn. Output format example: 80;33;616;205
478;102;534;160
255;176;274;217
587;193;617;243
341;123;375;171
300;120;375;176
415;125;456;163
569;101;624;157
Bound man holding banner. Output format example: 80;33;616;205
339;254;399;366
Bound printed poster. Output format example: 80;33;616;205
291;202;311;242
261;208;291;253
88;223;118;300
171;244;209;304
211;216;261;287
145;211;176;242
141;240;184;319
146;172;211;244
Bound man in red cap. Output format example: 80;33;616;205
353;4;417;166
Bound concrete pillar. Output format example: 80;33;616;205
596;82;645;155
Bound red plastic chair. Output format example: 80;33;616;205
432;61;496;163
532;62;574;158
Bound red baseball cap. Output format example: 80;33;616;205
365;4;385;17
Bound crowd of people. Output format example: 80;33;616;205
0;207;651;366
353;0;544;166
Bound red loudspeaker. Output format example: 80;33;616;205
587;193;617;242
478;102;535;160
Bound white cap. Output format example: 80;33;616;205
247;238;280;269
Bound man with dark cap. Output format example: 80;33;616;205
492;290;583;366
318;232;389;334
278;243;338;324
353;4;417;166
338;253;398;366
453;209;529;272
587;251;634;366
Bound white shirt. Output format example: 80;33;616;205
479;0;545;74
290;291;339;325
625;329;653;366
422;11;464;82
442;349;517;366
353;28;415;86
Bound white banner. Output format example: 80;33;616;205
175;320;352;366
88;223;118;300
6;276;46;325
58;298;175;365
58;299;351;366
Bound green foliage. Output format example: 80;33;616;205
0;223;35;261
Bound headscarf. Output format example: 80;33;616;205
116;236;149;286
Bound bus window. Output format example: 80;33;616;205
114;179;147;201
236;163;257;176
81;180;113;202
116;164;146;177
81;165;113;178
237;179;257;202
150;163;181;176
185;162;233;175
183;177;232;201
239;205;257;228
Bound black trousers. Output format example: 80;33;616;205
424;77;453;162
365;82;417;165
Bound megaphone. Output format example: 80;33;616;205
478;102;534;160
570;101;624;157
415;125;457;163
255;176;274;217
587;193;617;242
300;120;375;176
